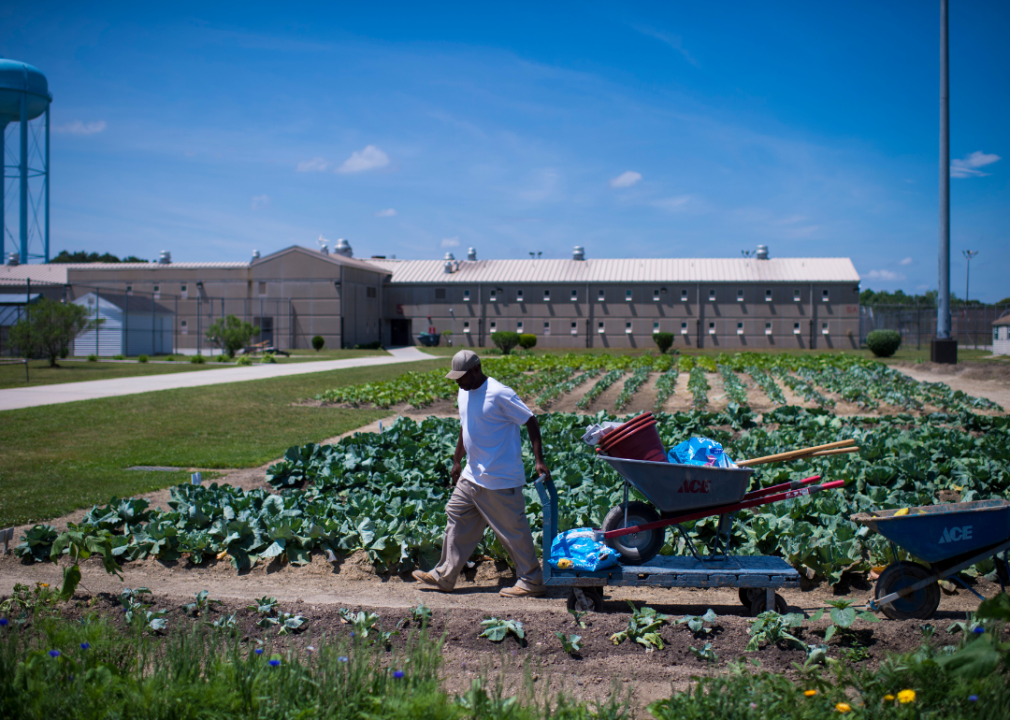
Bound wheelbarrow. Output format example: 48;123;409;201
851;499;1010;620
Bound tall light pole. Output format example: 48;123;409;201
962;250;978;304
933;0;957;363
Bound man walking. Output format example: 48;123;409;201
412;350;550;598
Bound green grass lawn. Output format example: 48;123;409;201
0;358;447;527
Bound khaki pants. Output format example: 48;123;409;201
430;479;544;591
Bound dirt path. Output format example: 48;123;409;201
894;362;1010;412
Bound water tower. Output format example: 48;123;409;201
0;58;51;264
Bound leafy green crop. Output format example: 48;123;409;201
611;602;668;651
746;611;806;651
479;617;525;643
687;366;710;409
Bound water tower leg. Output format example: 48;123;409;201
44;105;50;263
0;122;5;261
19;92;28;264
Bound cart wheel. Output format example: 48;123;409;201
875;562;941;620
749;592;788;616
601;502;664;565
739;588;762;608
567;587;604;613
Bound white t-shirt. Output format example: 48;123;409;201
459;377;534;490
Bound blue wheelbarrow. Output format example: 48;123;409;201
851;499;1010;620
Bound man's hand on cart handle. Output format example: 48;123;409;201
532;462;551;484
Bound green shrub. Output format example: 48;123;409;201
112;354;125;360
866;329;902;358
138;355;149;363
518;333;537;350
311;335;325;351
190;354;206;364
653;332;674;354
237;355;252;366
216;354;229;363
490;331;521;355
87;354;97;362
262;353;277;364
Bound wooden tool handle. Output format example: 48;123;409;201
737;438;856;467
807;446;860;459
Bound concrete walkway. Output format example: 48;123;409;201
0;347;439;412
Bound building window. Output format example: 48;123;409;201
153;285;160;292
517;321;524;333
681;289;688;302
822;289;829;302
653;289;660;302
463;289;471;302
489;289;497;302
653;322;660;334
544;289;551;301
258;282;267;296
366;286;377;299
126;285;133;293
570;321;578;335
435;288;446;300
793;322;801;334
490;321;497;332
708;322;716;335
463;321;470;333
765;289;772;302
516;289;524;301
681;322;688;335
180;319;188;335
765;322;773;335
821;322;829;335
598;289;605;302
737;289;744;302
625;289;632;302
571;289;578;302
737;322;744;335
544;321;551;335
625;322;633;334
180;284;188;299
793;289;801;302
708;290;716;301
598;321;605;334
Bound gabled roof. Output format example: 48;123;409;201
994;311;1010;327
254;245;391;275
366;257;861;284
73;292;174;314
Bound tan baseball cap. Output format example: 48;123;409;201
445;349;481;379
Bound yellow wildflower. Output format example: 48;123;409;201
804;690;817;697
38;583;49;588
836;703;852;713
897;689;916;704
883;694;895;701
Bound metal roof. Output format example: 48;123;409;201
73;291;174;314
367;257;861;284
0;293;41;304
55;262;250;270
0;264;70;284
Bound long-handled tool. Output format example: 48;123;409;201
737;439;858;467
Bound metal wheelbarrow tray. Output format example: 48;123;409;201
598;456;753;514
851;499;1010;620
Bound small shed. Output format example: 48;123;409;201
994;312;1010;357
72;292;175;357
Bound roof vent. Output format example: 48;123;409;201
467;247;477;261
334;238;353;258
756;245;769;260
7;252;19;266
444;252;456;261
443;252;459;274
252;250;261;261
158;251;172;264
573;245;585;261
317;236;329;255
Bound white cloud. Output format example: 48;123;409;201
865;269;905;281
440;237;460;248
54;120;106;135
297;157;329;172
374;208;397;217
951;151;1000;178
652;195;693;212
336;145;390;174
609;171;642;188
632;26;699;67
900;257;913;266
251;194;270;210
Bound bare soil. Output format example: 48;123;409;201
895;362;1010;412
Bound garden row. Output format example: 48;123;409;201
16;408;1010;584
316;352;1002;415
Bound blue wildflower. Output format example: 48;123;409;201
350;632;355;637
338;656;348;663
969;695;978;702
973;627;985;635
255;648;263;655
80;642;90;650
49;650;60;658
0;618;8;627
393;670;405;679
269;659;281;667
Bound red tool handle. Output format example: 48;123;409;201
743;474;821;501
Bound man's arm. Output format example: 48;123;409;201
450;428;466;485
525;416;551;482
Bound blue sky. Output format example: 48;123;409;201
4;1;1008;300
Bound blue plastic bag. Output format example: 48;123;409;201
669;437;735;467
549;529;620;572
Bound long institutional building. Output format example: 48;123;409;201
0;243;861;353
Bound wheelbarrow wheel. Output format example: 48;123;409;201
601;501;664;565
739;588;763;608
749;592;788;616
875;561;941;620
567;587;604;613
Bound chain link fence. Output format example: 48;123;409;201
860;304;1010;350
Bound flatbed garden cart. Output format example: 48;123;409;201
534;454;846;616
852;499;1010;620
